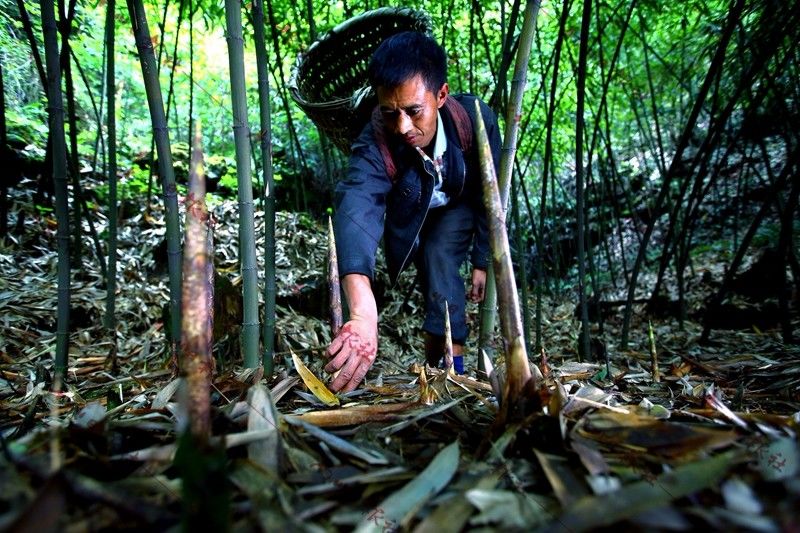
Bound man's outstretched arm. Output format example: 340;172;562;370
325;273;378;392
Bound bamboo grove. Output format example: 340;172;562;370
1;0;798;400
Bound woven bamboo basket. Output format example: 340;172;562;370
289;7;433;154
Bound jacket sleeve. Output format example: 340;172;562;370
333;126;393;281
469;98;501;271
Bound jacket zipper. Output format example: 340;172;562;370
395;168;435;280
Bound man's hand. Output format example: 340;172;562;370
325;273;379;392
469;268;487;303
325;318;377;392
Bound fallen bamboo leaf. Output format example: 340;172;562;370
271;375;300;404
481;349;502;399
288;402;416;427
534;449;589;507
466;489;554;529
448;374;493;393
246;384;283;473
414;470;502;533
294;390;330;406
568;395;630;415
152;378;181;409
721;477;762;514
291;351;340;407
705;392;749;430
229;460;299;531
446;374;496;411
380;398;466;435
562;384;616;417
297;466;409;496
354;441;460;532
755;437;798;481
576;409;739;458
112;429;279;461
286;417;388;465
70;402;106;429
540;451;741;532
570;436;610;476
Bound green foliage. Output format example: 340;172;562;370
5;105;48;147
0;0;44;108
207;153;236;192
2;0;794;273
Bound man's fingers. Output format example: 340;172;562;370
342;359;373;393
330;356;360;392
326;331;350;359
324;347;351;373
469;284;484;303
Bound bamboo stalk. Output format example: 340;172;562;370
41;0;71;378
253;0;277;374
64;50;110;288
63;39;83;267
127;0;183;358
511;174;532;357
575;0;592;361
474;100;534;406
186;0;192;146
0;53;7;238
181;124;212;440
144;0;171;215
327;217;343;337
224;0;261;368
104;0;118;366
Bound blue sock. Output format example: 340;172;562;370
453;355;464;375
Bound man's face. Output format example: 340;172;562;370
376;74;448;150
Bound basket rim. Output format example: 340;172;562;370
288;7;432;107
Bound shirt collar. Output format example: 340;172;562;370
414;111;448;184
433;110;447;161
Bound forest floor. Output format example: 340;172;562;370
0;179;798;531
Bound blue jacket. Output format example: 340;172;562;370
334;94;502;285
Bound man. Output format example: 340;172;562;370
325;31;501;392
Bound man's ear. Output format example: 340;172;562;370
436;83;449;108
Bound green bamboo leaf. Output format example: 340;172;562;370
414;469;503;533
354;441;460;532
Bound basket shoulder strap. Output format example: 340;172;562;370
443;95;473;154
371;107;398;181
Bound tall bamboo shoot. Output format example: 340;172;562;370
475;101;534;405
328;217;343;337
181;125;212;440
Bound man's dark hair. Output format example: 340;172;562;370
368;31;447;93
